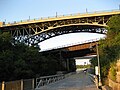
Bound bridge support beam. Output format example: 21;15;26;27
66;59;69;72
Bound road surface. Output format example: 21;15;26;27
35;71;98;90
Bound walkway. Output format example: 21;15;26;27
35;71;98;90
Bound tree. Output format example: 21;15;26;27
0;32;64;81
90;15;120;83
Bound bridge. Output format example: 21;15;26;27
41;38;101;51
41;38;100;58
1;10;118;90
40;38;102;74
0;10;120;45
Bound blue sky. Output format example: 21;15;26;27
0;0;119;50
0;0;119;22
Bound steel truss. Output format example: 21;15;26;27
12;26;107;45
1;15;110;45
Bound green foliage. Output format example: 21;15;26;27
90;15;120;82
76;65;90;69
107;15;120;33
0;32;66;82
0;32;12;51
109;62;116;81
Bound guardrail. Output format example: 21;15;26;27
35;72;76;89
0;72;76;90
36;74;65;89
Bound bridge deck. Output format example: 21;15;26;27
35;71;98;90
1;9;120;27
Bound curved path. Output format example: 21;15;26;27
35;71;98;90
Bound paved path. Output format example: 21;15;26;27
35;71;98;90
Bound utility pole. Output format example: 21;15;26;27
86;8;88;13
119;4;120;10
29;16;30;20
96;42;102;88
56;12;57;17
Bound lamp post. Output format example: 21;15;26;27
56;12;58;17
119;4;120;10
96;42;102;87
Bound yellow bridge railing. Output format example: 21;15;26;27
1;9;120;27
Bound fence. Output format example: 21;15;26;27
23;79;34;90
5;80;21;90
1;79;34;90
0;83;1;90
36;74;65;89
35;72;76;89
0;72;74;90
0;74;66;90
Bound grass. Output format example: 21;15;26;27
76;65;90;69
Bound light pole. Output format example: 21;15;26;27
96;42;102;87
56;12;57;17
119;4;120;10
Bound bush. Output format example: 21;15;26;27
109;62;117;81
90;15;120;84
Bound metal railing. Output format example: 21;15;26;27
36;74;65;89
35;72;76;89
3;9;120;26
0;72;75;90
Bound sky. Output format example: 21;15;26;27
0;0;119;50
0;0;120;22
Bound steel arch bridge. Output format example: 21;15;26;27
0;10;120;45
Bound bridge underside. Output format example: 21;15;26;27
42;41;97;58
1;25;106;45
26;25;106;45
63;49;95;58
41;41;97;72
1;10;120;45
0;12;112;45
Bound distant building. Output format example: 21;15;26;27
75;59;90;65
75;55;96;65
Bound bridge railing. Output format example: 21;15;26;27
3;9;120;26
0;72;75;90
35;72;76;89
36;74;65;89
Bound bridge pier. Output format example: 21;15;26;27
58;50;76;73
66;59;69;71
